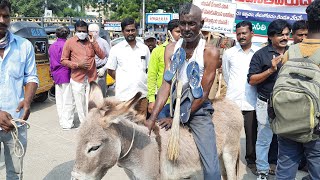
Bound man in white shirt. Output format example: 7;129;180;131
222;21;260;174
106;17;150;116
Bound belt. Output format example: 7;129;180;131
258;94;268;102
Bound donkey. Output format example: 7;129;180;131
71;82;243;180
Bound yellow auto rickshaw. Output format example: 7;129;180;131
9;22;54;102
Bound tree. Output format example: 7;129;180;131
108;0;192;22
10;0;85;17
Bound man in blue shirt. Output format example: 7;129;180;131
0;0;38;179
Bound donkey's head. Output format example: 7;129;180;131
72;82;146;180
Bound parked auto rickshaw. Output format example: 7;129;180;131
9;22;54;102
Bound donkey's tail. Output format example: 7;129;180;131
236;145;241;180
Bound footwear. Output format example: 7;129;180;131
247;164;258;175
164;47;186;82
257;172;268;180
170;81;193;124
302;175;311;180
187;61;203;98
269;164;276;175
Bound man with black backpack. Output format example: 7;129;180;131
273;1;320;179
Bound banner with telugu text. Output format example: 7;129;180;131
193;0;237;34
235;0;312;36
194;0;313;36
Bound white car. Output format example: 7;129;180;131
111;36;144;47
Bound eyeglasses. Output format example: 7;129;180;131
76;30;87;33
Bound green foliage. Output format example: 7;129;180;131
109;0;192;22
9;0;192;19
10;0;85;17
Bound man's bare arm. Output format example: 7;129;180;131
191;45;219;113
16;82;38;120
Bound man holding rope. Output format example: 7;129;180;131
0;0;38;179
146;3;221;179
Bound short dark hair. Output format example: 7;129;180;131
56;26;70;39
292;20;308;34
179;3;193;17
267;19;291;44
236;21;253;31
121;18;137;31
74;20;88;31
167;19;179;32
306;0;320;33
0;0;11;12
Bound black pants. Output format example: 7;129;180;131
268;134;278;165
242;110;258;165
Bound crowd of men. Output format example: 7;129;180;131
0;0;319;179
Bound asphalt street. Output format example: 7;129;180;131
0;95;308;180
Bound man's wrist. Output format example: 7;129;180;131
267;68;275;75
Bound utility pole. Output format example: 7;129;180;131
142;0;145;35
44;0;48;10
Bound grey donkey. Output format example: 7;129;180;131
71;82;243;180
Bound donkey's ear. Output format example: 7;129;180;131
88;82;104;111
124;92;142;108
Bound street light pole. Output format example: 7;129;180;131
142;0;145;35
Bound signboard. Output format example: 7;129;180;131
146;13;172;24
44;9;52;17
104;22;121;31
193;0;237;33
234;0;311;36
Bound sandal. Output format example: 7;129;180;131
164;47;186;82
170;80;193;123
269;164;276;175
187;61;203;99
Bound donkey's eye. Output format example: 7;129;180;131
88;145;101;153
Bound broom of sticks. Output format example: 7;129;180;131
167;80;183;161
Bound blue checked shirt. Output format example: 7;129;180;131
0;32;39;121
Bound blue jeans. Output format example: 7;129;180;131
0;125;27;180
255;98;273;173
276;136;320;180
157;104;170;120
187;101;221;180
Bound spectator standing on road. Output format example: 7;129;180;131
106;18;150;116
147;19;180;119
144;32;157;53
0;0;39;179
291;19;309;173
88;23;111;98
248;19;291;180
146;3;221;179
49;26;76;130
292;20;308;44
222;21;260;175
276;1;320;179
61;20;105;123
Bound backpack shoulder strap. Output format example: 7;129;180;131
288;44;303;59
309;48;320;65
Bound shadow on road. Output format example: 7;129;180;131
43;160;74;180
31;99;55;113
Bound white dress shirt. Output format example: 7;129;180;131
106;39;150;101
222;44;260;111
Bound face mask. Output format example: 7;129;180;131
76;32;88;40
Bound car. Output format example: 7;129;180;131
110;36;143;47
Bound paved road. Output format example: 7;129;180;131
0;99;308;180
